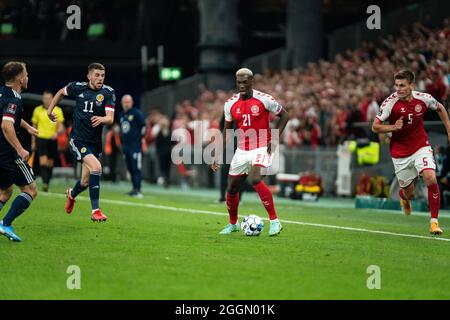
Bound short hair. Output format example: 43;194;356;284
2;61;26;83
394;69;415;83
236;68;253;78
88;62;105;72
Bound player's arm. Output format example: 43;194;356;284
211;120;233;172
92;110;114;127
92;90;115;127
20;119;38;137
275;108;289;135
1;120;29;161
371;116;403;133
31;124;37;151
436;103;450;142
268;108;289;154
47;87;66;122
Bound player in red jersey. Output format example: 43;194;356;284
372;70;450;235
211;68;289;236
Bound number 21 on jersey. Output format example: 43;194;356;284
243;114;251;127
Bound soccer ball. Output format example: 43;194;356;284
241;215;264;236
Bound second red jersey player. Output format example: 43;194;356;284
372;69;450;235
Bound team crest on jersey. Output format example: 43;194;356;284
400;107;405;113
415;105;422;113
95;94;104;106
6;103;17;113
251;105;260;114
81;147;87;153
128;115;134;121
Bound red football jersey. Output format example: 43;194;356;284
376;91;439;158
224;89;283;150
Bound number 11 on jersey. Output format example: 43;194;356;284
83;101;94;113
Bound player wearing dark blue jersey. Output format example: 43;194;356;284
119;94;146;197
0;61;39;242
47;63;115;222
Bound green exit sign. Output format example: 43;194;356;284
160;68;182;81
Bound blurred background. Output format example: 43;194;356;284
1;0;449;206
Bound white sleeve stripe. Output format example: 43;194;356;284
2;116;15;123
105;107;115;112
63;86;68;96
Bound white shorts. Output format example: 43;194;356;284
392;146;436;188
228;147;274;176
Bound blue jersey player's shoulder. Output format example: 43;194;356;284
101;84;116;109
1;86;22;121
65;81;88;97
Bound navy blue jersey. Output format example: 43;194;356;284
0;86;24;159
65;82;116;144
119;108;146;151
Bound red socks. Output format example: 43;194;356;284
428;183;440;219
399;188;409;200
253;181;277;220
226;192;239;224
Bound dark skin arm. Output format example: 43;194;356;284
211;120;233;172
268;109;289;154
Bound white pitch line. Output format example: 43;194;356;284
42;192;450;243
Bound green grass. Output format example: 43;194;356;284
1;180;450;300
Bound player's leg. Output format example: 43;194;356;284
414;147;442;234
249;147;281;236
422;169;442;235
0;159;37;242
399;182;415;215
82;154;107;222
393;156;415;215
0;186;13;213
219;174;247;234
219;149;249;234
37;138;50;192
250;166;282;236
65;162;90;214
123;151;134;194
39;152;50;192
46;139;57;191
131;151;143;197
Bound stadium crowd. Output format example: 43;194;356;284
143;20;450;151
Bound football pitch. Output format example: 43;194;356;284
1;180;450;300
